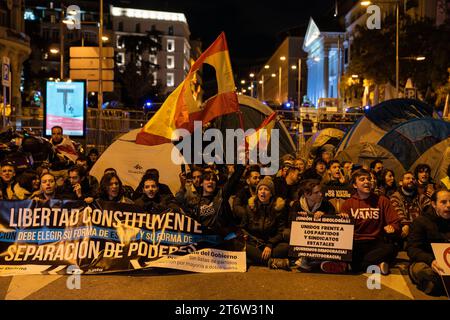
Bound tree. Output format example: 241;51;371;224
347;13;450;107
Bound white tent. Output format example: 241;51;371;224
89;129;184;193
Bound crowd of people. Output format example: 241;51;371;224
1;126;449;297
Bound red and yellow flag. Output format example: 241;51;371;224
245;111;277;151
136;32;239;146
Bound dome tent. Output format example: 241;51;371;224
377;118;450;170
410;138;450;183
337;99;439;154
301;128;345;159
90;95;295;192
335;142;406;180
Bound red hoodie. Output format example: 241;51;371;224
341;193;401;241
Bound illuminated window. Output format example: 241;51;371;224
167;73;174;87
167;39;175;52
152;72;157;86
117;52;125;65
167;56;175;69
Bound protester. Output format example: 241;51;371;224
274;164;301;206
61;165;98;202
15;169;40;195
303;159;327;181
407;189;450;296
287;179;346;273
175;165;203;208
97;172;133;203
240;176;290;270
233;165;261;222
48;126;81;170
0;161;29;200
341;161;353;183
181;164;245;237
322;160;352;213
370;159;384;186
414;164;436;198
390;172;431;242
87;148;100;170
341;169;401;275
103;168;134;200
379;169;398;198
134;174;180;214
30;172;62;201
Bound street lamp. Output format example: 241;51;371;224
361;0;400;97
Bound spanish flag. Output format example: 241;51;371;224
245;111;277;151
136;32;239;146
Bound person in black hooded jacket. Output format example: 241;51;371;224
240;176;290;270
407;189;450;296
134;174;180;214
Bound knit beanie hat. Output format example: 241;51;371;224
257;176;275;195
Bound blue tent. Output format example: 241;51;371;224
378;118;450;169
337;99;439;153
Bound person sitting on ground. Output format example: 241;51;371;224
16;169;40;195
175;165;203;208
274;163;302;207
134;168;173;199
181;164;245;237
87;148;100;170
97;172;133;204
414;164;436;198
30;172;62;201
370;159;384;187
0;161;30;200
287;179;347;273
378;169;398;198
276;156;295;178
341;161;353;183
294;158;306;177
240;176;290;270
103;168;134;200
341;169;401;275
407;189;450;296
390;172;431;244
60;165;98;203
134;174;180;214
322;160;352;213
233;165;261;223
302;159;327;181
75;155;100;193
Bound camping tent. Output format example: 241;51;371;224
337;99;439;153
410;138;450;183
90;95;295;193
335;142;406;179
300;128;345;159
377;118;450;169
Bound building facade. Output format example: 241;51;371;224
256;37;307;107
1;0;31;115
110;5;191;95
303;17;345;108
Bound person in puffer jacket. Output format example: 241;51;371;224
240;176;290;270
407;189;450;297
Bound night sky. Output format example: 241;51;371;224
110;0;339;78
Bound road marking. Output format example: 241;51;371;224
5;275;62;300
363;273;414;299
